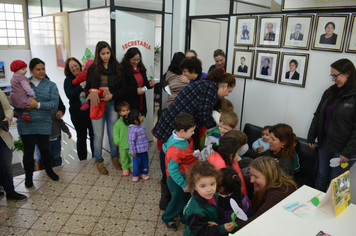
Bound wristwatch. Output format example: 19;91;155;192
80;83;85;89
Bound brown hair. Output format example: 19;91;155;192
186;161;221;190
213;98;234;113
219;111;238;128
251;156;297;208
117;101;130;117
174;112;196;132
212;131;247;167
64;57;82;77
89;41;121;85
185;49;197;57
213;49;226;58
203;68;236;88
262;125;271;132
269;123;295;161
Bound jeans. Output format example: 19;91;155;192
131;152;149;177
91;100;118;162
35;136;62;167
315;139;356;192
0;138;14;193
21;134;52;173
71;115;94;160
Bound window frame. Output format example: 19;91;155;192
0;0;29;50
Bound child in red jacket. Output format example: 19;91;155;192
71;60;93;111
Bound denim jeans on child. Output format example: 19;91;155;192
131;152;149;177
91;100;118;162
35;136;62;167
315;139;356;192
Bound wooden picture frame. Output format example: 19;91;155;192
257;16;284;48
232;49;255;79
53;12;71;70
234;16;257;47
283;15;314;50
312;14;349;52
278;53;309;88
254;50;280;83
346;14;356;53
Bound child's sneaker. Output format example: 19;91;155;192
21;115;32;122
123;169;129;176
141;174;150;180
162;220;177;231
80;101;90;111
132;176;139;182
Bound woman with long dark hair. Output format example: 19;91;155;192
85;41;126;175
307;58;356;191
120;47;154;117
165;52;185;106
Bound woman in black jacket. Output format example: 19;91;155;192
85;41;126;175
307;58;356;192
120;47;154;117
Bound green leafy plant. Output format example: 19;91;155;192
13;136;24;152
154;44;161;55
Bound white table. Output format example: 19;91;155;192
232;185;356;236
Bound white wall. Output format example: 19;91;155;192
0;50;31;86
190;19;228;73
226;15;356;138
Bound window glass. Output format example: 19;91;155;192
115;0;163;11
43;0;60;15
62;0;87;12
28;0;42;18
0;3;28;48
90;0;106;8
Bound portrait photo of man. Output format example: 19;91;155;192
285;59;300;80
241;23;250;40
290;23;304;41
264;23;275;41
237;57;248;73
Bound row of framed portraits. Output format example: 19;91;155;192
232;49;309;88
235;13;356;52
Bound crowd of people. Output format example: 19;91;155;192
1;41;356;235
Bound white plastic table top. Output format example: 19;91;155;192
231;185;356;236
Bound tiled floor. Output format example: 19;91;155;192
0;142;185;236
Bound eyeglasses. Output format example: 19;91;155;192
130;58;141;62
330;73;342;79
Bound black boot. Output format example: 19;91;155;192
159;182;172;210
6;191;27;200
45;168;59;181
25;173;33;188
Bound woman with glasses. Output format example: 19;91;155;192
307;58;356;192
85;41;126;175
120;47;155;117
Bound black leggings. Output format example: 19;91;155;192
71;115;94;160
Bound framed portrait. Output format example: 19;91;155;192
278;53;309;88
235;17;257;46
283;15;314;50
312;14;349;52
346;14;356;53
257;16;284;48
53;12;71;70
254;50;280;83
232;49;255;79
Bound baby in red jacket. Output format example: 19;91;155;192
71;60;93;111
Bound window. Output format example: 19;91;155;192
0;2;28;49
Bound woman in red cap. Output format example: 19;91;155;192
9;60;37;121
